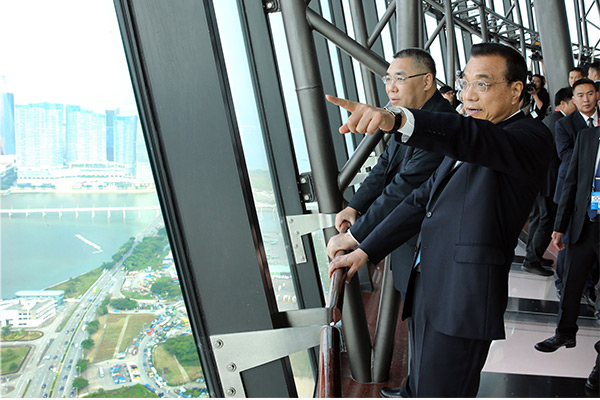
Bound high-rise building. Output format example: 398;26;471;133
0;92;15;155
65;105;107;165
106;109;118;162
15;103;64;178
113;114;138;177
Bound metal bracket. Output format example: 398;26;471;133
286;213;335;263
262;0;280;13
211;325;323;397
298;172;316;202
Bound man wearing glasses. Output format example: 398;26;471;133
332;48;454;313
326;43;553;397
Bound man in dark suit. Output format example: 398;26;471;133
553;79;599;300
334;48;455;301
534;126;600;354
521;87;576;276
326;43;553;397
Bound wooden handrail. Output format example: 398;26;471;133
318;325;341;398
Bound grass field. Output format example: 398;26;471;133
91;314;154;362
1;330;42;342
1;346;30;375
121;290;154;300
152;344;203;385
118;314;154;352
84;383;158;398
48;267;104;298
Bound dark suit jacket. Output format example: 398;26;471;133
554;110;591;203
554;127;600;244
348;91;455;296
359;111;553;341
540;111;563;197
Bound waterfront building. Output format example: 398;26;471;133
65;105;107;165
15;102;64;180
15;290;65;306
0;297;56;328
0;92;15;155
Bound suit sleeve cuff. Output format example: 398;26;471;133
395;106;415;142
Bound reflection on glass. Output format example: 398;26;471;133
0;1;205;398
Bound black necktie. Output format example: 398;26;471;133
588;117;594;128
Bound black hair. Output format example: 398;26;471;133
470;43;527;100
554;87;573;105
393;48;436;78
572;77;598;92
439;85;453;94
532;74;545;86
587;61;600;76
569;67;583;74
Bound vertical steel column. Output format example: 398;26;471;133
348;0;385;156
445;0;456;87
514;0;526;57
579;0;590;48
534;0;573;99
396;0;421;50
479;3;489;42
280;0;372;383
371;257;402;382
573;0;584;64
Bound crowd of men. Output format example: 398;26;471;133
324;45;600;397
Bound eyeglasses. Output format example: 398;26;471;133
456;78;511;93
382;72;428;85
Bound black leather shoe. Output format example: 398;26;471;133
380;386;412;398
534;335;576;352
522;261;554;277
540;257;554;266
586;363;599;392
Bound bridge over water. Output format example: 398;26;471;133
0;205;161;218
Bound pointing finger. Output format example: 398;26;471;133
326;94;358;113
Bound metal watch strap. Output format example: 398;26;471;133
383;106;402;133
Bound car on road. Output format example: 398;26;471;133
53;355;58;359
63;375;68;380
41;383;46;389
60;386;64;391
43;394;48;398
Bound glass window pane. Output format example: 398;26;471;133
0;1;206;398
212;0;317;394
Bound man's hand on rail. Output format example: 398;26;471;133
335;206;358;232
326;94;398;135
329;249;368;283
326;232;358;259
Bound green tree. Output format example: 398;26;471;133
164;335;202;366
2;324;12;338
110;297;137;310
86;320;99;334
76;358;88;372
9;362;17;372
97;305;108;316
150;277;181;299
81;338;94;350
72;377;88;390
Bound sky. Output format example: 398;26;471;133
0;0;138;114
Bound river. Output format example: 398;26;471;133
0;190;288;299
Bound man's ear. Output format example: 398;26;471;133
423;73;434;91
511;81;524;105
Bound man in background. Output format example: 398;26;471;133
522;87;576;276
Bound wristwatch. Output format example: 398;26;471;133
383;106;403;133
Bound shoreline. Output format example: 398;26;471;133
1;187;157;195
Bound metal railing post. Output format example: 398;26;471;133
280;0;373;383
